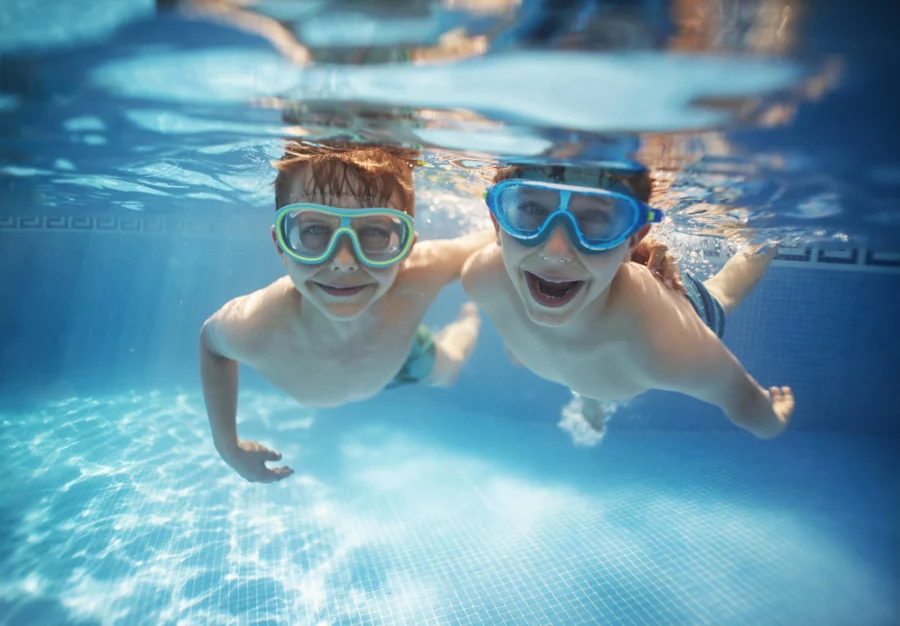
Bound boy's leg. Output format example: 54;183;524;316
426;303;482;387
580;395;610;436
703;244;777;316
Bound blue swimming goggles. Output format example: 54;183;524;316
275;203;415;268
485;179;663;252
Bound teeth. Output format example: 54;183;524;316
536;276;572;284
536;279;570;297
527;271;582;303
539;284;570;298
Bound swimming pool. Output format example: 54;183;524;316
1;231;897;625
0;390;896;624
1;0;899;624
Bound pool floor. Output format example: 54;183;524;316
0;390;897;625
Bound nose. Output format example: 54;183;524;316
329;234;359;272
539;224;575;263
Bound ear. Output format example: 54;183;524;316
272;225;287;266
628;224;652;251
489;213;501;246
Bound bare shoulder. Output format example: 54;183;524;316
606;264;664;329
201;277;296;361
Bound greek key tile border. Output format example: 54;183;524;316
691;242;900;273
0;215;261;239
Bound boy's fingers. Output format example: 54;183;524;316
631;242;649;265
260;449;282;462
782;387;794;405
647;247;665;273
249;444;281;462
254;467;290;483
269;466;294;481
663;258;675;284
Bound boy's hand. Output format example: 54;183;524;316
769;386;795;429
222;440;294;483
632;237;686;294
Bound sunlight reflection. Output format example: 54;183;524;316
0;391;889;624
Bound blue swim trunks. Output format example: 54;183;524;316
386;325;437;388
682;272;726;338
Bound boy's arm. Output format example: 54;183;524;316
653;331;793;438
462;244;526;365
633;278;793;439
199;316;241;457
199;306;293;483
416;229;496;287
460;241;502;302
681;355;792;438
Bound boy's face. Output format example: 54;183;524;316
493;172;648;328
273;171;415;321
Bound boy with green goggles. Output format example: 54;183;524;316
200;143;493;483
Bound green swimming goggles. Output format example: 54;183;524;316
274;204;415;268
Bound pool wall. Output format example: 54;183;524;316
0;215;897;435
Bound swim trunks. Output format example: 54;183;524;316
386;325;437;388
682;272;726;338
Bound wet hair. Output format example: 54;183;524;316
274;141;421;216
491;164;653;203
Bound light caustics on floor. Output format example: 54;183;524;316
0;390;896;625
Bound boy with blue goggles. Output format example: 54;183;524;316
464;164;793;443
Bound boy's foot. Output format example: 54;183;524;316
557;393;610;448
580;396;609;435
703;243;777;316
427;303;481;387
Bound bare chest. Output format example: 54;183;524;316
514;332;649;400
488;300;651;401
249;322;421;408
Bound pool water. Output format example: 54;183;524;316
1;391;896;626
2;0;900;624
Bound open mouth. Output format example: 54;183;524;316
524;272;584;308
314;282;370;298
